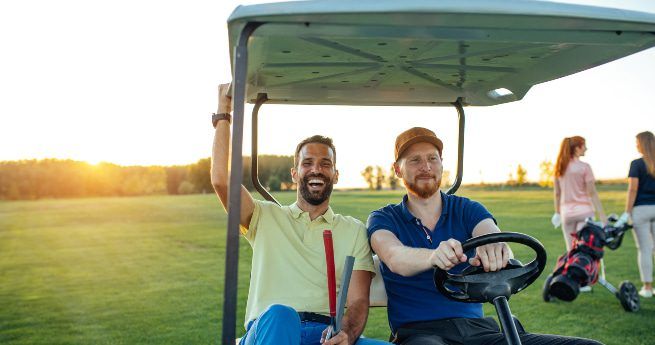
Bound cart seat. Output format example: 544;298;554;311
370;255;388;307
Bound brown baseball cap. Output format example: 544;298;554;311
395;127;443;161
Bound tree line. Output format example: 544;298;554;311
0;156;294;200
360;165;452;190
359;161;557;189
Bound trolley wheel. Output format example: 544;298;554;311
543;274;553;302
617;281;640;312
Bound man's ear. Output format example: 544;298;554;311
334;169;339;184
291;167;298;183
393;162;402;178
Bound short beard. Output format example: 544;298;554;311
403;176;440;199
299;174;334;206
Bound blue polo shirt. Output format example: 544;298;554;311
366;192;494;332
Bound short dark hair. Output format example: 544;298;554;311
294;135;336;167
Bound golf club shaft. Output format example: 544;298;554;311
335;256;355;333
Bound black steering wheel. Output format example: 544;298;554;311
434;232;547;303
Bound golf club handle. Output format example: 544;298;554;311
492;296;522;345
323;230;337;318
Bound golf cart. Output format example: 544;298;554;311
221;1;655;344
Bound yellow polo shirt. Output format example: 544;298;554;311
242;199;375;328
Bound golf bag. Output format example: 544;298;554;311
544;216;631;302
547;222;605;301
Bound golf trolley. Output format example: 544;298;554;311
542;216;640;312
221;1;655;343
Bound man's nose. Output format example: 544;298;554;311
421;160;432;171
309;163;321;173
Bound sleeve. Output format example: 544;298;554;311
463;199;495;238
366;209;397;240
628;159;641;178
583;163;595;184
351;221;375;273
242;199;263;242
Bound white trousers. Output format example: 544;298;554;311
561;212;593;252
632;205;655;283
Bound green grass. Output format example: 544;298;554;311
0;188;652;344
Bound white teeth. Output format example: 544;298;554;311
309;179;324;184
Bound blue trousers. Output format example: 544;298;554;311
240;304;391;345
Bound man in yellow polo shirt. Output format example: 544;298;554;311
211;84;388;345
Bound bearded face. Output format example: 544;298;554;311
292;143;338;206
396;142;443;199
299;172;334;205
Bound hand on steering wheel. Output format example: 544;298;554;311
430;238;511;272
469;241;511;272
434;232;547;303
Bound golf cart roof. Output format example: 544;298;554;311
227;0;655;106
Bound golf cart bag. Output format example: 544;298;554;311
547;223;604;301
543;216;640;312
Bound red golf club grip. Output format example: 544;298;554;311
323;230;337;319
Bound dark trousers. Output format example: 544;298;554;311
394;317;603;345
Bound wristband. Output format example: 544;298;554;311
212;112;232;127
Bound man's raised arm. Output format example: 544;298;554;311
210;83;255;229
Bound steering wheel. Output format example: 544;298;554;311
433;232;547;303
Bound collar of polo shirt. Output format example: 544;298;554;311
289;202;335;224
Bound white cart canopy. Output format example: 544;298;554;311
228;0;655;106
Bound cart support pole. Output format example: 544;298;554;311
222;22;262;345
446;98;465;195
251;93;280;205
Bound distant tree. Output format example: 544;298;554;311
6;184;20;200
177;181;195;194
260;155;293;189
516;164;528;185
387;167;399;190
88;162;122;196
188;158;212;193
165;166;188;195
507;171;516;186
119;166;166;196
375;166;386;190
361;166;375;190
241;155;293;192
267;175;282;192
539;160;554;188
0;155;294;200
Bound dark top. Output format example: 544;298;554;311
367;192;495;332
628;158;655;206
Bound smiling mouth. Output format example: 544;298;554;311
307;179;326;188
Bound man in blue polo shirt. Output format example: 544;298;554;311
367;127;602;345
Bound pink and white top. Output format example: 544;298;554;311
558;158;595;218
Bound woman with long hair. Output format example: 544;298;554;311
624;131;655;298
553;136;606;252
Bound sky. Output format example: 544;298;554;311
1;0;654;188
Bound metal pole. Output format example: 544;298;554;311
492;296;522;345
222;22;262;345
251;93;280;205
446;98;465;195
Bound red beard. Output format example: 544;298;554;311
403;174;441;199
